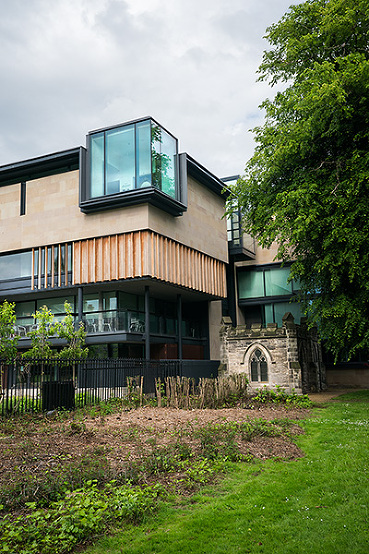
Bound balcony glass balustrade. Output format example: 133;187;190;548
14;308;204;340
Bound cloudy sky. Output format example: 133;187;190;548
0;0;299;178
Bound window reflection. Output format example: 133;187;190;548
0;251;32;280
88;118;178;201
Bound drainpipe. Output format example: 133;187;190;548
77;287;83;326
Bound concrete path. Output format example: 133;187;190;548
308;388;365;403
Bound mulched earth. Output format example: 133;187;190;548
0;405;307;498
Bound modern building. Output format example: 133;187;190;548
222;175;302;330
0;117;330;391
0;117;228;364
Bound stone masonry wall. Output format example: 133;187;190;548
220;312;325;394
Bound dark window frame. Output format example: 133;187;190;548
20;181;26;216
250;348;268;383
79;117;187;217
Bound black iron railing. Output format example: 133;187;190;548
0;358;219;416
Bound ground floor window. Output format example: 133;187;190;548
241;300;303;328
250;348;268;382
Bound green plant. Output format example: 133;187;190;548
10;396;41;414
23;306;57;360
229;0;369;361
253;386;312;408
75;391;98;408
0;480;164;554
195;422;243;462
0;300;18;360
56;301;88;361
181;458;225;490
0;451;113;512
82;391;369;554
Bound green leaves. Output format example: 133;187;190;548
232;0;369;359
21;301;88;361
55;302;88;360
0;300;18;361
0;481;162;554
23;306;56;360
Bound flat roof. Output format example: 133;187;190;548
0;147;81;186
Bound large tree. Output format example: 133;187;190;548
231;0;369;359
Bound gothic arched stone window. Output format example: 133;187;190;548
250;348;268;383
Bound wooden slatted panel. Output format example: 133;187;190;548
38;247;42;290
71;231;226;298
29;232;226;297
51;246;55;288
31;249;35;290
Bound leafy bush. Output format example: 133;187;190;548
74;391;98;409
253;386;312;408
0;396;41;415
0;452;113;512
0;480;163;554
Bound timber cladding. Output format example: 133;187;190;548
72;230;226;298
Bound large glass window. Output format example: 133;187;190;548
0;251;32;281
238;271;264;299
106;125;135;194
152;125;176;198
265;267;292;296
15;301;35;327
271;301;302;327
238;266;299;300
36;296;75;316
88;118;178;201
90;133;104;198
227;210;241;246
137;120;152;188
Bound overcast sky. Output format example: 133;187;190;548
0;0;299;178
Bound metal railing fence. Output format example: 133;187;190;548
0;358;218;415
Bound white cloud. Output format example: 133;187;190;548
0;0;300;176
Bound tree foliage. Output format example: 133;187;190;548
56;302;88;360
21;302;88;360
23;306;56;359
0;300;18;362
231;0;369;359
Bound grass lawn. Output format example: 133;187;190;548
84;391;369;554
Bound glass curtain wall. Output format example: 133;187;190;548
15;296;75;335
89;119;178;200
239;266;302;327
238;266;299;300
0;246;72;287
80;291;204;338
0;251;33;281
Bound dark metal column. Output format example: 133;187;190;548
226;260;237;327
77;287;83;325
177;294;183;360
145;286;150;361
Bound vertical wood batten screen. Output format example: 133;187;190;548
73;231;226;297
31;243;71;290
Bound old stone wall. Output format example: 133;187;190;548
220;312;325;394
296;318;326;392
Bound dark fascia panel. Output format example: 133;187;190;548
0;148;81;186
80;186;187;217
186;154;230;198
228;244;256;261
88;115;178;142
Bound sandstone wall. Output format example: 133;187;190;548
220;312;325;394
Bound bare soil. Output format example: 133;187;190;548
0;405;307;499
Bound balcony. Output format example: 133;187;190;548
227;209;256;261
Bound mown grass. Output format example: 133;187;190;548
84;390;369;554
